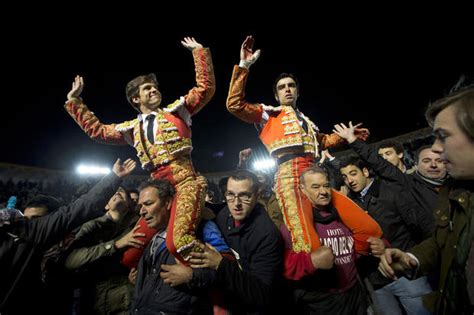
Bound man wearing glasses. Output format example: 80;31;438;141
190;170;285;314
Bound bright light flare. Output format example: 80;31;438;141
76;164;111;175
252;158;276;171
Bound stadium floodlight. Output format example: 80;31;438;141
252;158;276;171
76;164;111;176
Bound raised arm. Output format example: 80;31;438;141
318;121;369;150
237;148;252;169
65;223;144;270
226;36;266;124
334;121;407;185
64;224;119;270
64;75;132;145
180;37;216;115
239;35;261;69
26;159;136;249
317;132;346;150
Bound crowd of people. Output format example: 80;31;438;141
1;36;472;315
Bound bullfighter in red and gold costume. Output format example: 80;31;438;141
64;37;215;263
226;36;369;253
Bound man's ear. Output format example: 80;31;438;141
132;96;140;105
274;93;279;103
362;167;370;178
398;152;404;160
165;199;173;212
299;183;307;196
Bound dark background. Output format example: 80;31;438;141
2;10;472;174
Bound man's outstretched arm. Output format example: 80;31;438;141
180;37;216;115
64;75;131;145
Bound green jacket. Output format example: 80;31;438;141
410;180;473;314
65;211;139;315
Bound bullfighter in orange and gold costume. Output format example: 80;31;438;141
226;36;369;253
64;37;215;263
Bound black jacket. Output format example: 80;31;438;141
0;173;122;315
350;139;442;239
350;179;419;251
349;179;420;289
215;203;283;314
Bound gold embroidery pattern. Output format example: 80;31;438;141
166;99;184;112
115;119;138;132
283;106;294;115
281;114;296;124
303;144;316;154
159;120;176;130
169;157;196;183
300;113;320;156
265;107;318;156
267;135;304;154
132;111;193;169
163;130;180;141
157;111;192;162
66;102;124;142
172;173;207;260
284;122;301;135
276;160;311;253
169;139;192;156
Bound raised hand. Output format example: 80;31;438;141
333;122;358;143
334;121;370;143
240;35;261;68
67;75;84;100
112;158;137;178
239;148;252;164
181;37;203;51
354;123;370;141
115;225;146;249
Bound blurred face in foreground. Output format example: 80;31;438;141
431;104;474;180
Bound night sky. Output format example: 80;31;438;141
2;12;473;174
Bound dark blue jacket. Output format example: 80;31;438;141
132;220;229;315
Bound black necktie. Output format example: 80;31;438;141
146;114;155;143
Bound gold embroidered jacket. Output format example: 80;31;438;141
64;48;215;170
226;65;343;157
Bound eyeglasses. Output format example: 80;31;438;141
224;192;254;203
